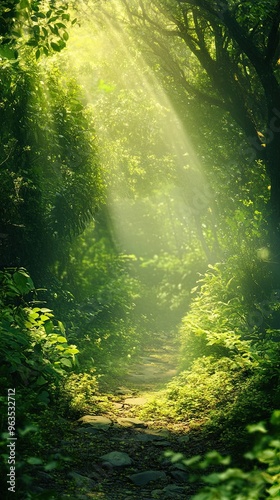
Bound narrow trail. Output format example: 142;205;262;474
117;336;179;392
37;338;206;499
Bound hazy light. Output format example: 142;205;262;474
59;0;210;255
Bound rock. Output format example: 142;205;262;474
76;426;99;435
76;415;112;430
116;417;147;428
163;484;186;495
140;428;171;440
124;397;148;406
129;470;167;486
112;402;123;410
170;470;189;482
68;471;95;488
131;433;163;442
144;429;170;437
100;451;132;467
131;430;170;443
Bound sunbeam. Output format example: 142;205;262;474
59;0;211;257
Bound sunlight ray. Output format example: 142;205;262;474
60;0;211;254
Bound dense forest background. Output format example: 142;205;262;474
1;1;280;499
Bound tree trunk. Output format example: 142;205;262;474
264;125;280;287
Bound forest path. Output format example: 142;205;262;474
114;334;179;393
41;337;206;499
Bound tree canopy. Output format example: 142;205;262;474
116;0;280;244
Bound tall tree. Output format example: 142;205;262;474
117;0;280;266
0;1;102;283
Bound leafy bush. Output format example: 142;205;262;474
0;268;80;497
180;255;275;369
0;57;103;281
63;228;141;372
0;268;79;406
166;410;280;499
140;337;280;453
139;355;251;424
57;370;111;417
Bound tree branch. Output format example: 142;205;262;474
265;1;280;63
178;0;264;68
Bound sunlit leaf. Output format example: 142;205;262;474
19;0;29;8
44;461;58;471
247;422;267;434
0;46;18;60
60;358;72;367
50;42;61;52
27;457;43;465
56;336;67;343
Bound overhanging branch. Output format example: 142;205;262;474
265;0;280;63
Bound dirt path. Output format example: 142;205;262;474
117;336;179;392
35;339;206;499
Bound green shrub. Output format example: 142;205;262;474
0;268;80;497
140;339;280;451
0;268;79;406
179;255;274;369
139;356;250;423
57;370;112;417
166;410;280;499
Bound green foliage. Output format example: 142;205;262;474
0;268;79;404
140;356;249;423
180;254;274;369
1;423;69;498
170;251;280;441
140;331;280;453
134;250;206;333
63;226;140;371
139;253;280;435
0;56;103;279
0;268;79;497
0;0;75;63
165;411;280;499
57;370;112;417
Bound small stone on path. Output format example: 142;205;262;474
143;428;170;438
152;484;186;498
76;415;112;430
68;471;95;488
170;470;189;482
129;470;167;486
100;451;132;467
112;402;123;410
116;417;147;428
76;426;99;435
